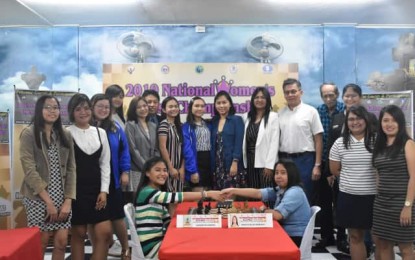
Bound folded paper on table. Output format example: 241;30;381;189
177;214;222;228
228;213;273;228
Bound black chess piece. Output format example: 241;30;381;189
196;199;204;214
218;207;221;214
204;202;211;214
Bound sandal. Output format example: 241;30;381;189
121;248;131;260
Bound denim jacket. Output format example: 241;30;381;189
260;186;311;237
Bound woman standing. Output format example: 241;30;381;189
20;95;75;259
125;96;159;191
67;93;112;260
182;96;212;191
105;84;126;129
135;157;223;258
158;96;184;192
91;94;131;259
329;105;377;260
372;105;415;260
211;91;246;190
242;87;279;189
327;83;377;254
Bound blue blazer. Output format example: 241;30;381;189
210;115;244;173
107;122;131;189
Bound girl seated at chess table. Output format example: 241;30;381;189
221;158;311;247
134;157;223;258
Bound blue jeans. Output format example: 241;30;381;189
280;152;315;203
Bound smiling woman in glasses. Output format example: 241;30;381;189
19;94;76;260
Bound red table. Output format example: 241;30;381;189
159;202;300;260
0;227;42;260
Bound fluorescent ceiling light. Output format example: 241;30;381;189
265;0;384;4
20;0;137;5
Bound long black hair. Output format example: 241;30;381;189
213;91;236;117
134;157;168;205
105;84;125;123
90;94;116;132
373;105;410;160
342;105;375;152
274;158;303;190
247;87;272;128
160;96;183;142
32;95;69;149
186;96;206;128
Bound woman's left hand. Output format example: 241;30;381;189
229;162;238;177
400;207;412;226
120;172;129;187
263;168;273;182
95;192;107;211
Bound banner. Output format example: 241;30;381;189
0;111;11;229
362;91;413;137
102;63;299;118
12;89;76;228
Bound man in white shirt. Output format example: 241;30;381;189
278;78;323;202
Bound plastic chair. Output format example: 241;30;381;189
299;206;321;260
124;203;157;260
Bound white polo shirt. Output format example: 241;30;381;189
279;102;323;153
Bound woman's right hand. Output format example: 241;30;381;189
45;201;58;222
170;167;180;179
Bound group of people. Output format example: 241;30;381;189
19;78;414;260
317;82;415;260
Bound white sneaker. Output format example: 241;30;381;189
108;240;122;257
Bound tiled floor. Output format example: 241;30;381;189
44;228;403;260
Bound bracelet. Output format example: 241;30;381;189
314;164;321;167
201;190;207;200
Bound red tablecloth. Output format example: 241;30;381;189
0;227;42;260
159;202;300;260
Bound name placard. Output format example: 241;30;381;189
228;213;273;228
177;215;222;228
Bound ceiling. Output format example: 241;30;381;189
0;0;415;27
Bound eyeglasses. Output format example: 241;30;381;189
347;116;364;122
43;105;60;112
283;89;300;96
95;105;110;110
74;105;91;112
344;94;359;99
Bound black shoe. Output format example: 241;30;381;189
315;237;336;248
336;239;350;254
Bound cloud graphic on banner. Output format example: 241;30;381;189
53;73;101;98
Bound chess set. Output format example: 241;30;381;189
187;200;259;217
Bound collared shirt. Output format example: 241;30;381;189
260;186;311;237
329;136;377;195
317;101;345;162
279;102;324;153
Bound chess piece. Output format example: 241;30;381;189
204;202;211;214
196;199;204;214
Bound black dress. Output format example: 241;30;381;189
71;128;110;225
246;121;273;188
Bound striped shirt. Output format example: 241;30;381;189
195;122;211;151
135;186;184;258
329;136;376;195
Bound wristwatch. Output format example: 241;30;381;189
404;200;412;207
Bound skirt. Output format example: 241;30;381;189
336;191;375;229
